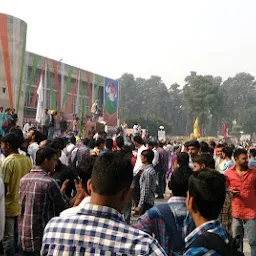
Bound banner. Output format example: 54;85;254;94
103;78;118;126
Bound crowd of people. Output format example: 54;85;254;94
0;122;255;255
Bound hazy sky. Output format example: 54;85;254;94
2;0;256;86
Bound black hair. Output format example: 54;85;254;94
1;133;19;150
82;138;90;146
78;155;97;194
95;138;105;147
147;141;155;148
158;141;165;147
9;127;24;147
35;147;57;166
141;149;154;164
209;147;214;156
121;145;133;155
88;139;96;149
70;136;76;145
187;140;200;149
234;148;248;159
200;141;210;153
188;169;226;219
216;144;225;149
133;135;144;145
222;146;233;159
91;152;133;195
209;141;216;148
177;152;190;167
173;145;180;151
105;138;113;150
249;148;256;158
116;136;124;148
170;165;193;197
192;154;215;169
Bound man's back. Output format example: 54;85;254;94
136;197;194;255
42;204;167;255
156;147;169;172
19;168;68;252
2;153;32;216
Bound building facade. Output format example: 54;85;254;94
0;13;118;127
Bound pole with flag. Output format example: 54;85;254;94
193;117;200;138
35;75;44;123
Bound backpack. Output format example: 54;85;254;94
149;204;186;255
186;231;244;256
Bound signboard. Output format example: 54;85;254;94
103;78;118;126
158;130;166;141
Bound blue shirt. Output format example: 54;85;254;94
221;159;234;174
184;219;229;256
41;203;167;255
249;158;256;168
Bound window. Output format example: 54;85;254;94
2;88;6;93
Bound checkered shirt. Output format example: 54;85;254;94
138;164;156;207
41;203;167;255
136;197;195;255
184;219;229;256
18;168;69;252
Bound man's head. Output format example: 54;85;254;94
89;152;133;212
192;153;215;172
216;144;224;158
49;138;66;158
234;148;248;170
35;147;58;173
82;138;90;147
78;155;97;194
249;148;256;158
186;169;226;222
177;152;190;167
10;127;24;148
1;133;19;156
116;136;124;149
69;136;76;145
173;145;180;153
95;138;105;150
169;164;193;197
141;149;154;165
105;138;113;150
222;146;233;160
187;140;200;157
200;141;210;153
158;141;165;148
26;127;40;144
147;141;155;150
209;141;216;149
44;109;48;114
133;135;144;148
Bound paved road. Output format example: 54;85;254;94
131;197;251;256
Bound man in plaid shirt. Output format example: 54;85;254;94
136;160;195;255
133;149;156;215
41;152;167;255
18;147;69;255
184;169;230;255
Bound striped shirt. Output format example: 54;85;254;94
41;204;167;255
18;168;68;252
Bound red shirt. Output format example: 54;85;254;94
225;165;256;220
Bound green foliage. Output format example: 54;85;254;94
118;71;256;137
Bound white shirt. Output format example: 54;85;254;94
59;150;68;166
28;142;39;165
60;196;91;217
0;178;5;241
152;148;159;167
133;145;147;175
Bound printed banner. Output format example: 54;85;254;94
103;78;118;126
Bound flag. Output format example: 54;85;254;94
35;75;43;123
193;117;200;138
222;122;228;138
